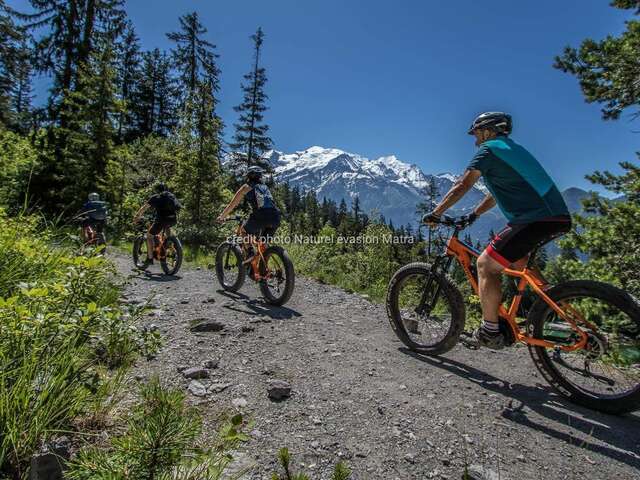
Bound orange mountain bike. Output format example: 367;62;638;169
215;215;295;306
386;215;640;414
132;221;183;275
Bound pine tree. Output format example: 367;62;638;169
303;191;321;235
13;0;125;212
16;0;125;113
30;39;122;212
115;21;140;141
67;40;122;186
230;27;272;171
167;12;219;102
0;1;32;131
173;79;226;250
415;175;439;253
554;1;640;121
134;49;177;136
352;196;361;223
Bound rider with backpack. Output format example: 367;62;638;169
80;192;109;240
133;182;182;267
216;166;281;241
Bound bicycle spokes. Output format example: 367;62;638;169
542;295;640;397
396;272;454;347
263;254;285;290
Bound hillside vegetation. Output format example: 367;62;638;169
0;0;639;478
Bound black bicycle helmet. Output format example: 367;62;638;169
468;112;512;135
246;166;264;181
154;182;168;194
88;192;100;202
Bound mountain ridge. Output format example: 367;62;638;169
258;145;591;244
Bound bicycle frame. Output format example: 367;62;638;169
138;224;171;260
231;222;270;282
152;228;173;260
432;228;592;352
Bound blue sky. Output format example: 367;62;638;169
10;0;638;191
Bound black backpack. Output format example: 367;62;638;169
152;192;181;217
86;201;108;221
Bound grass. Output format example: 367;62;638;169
67;377;250;480
0;210;160;479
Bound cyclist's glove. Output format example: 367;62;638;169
422;211;441;225
460;212;478;226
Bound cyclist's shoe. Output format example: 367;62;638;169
140;258;154;270
470;326;506;350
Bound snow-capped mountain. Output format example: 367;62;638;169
251;145;588;246
265;146;489;232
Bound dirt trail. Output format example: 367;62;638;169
112;252;640;480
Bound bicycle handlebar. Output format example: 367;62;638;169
429;214;475;229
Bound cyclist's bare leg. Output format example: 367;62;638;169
146;232;154;260
237;226;256;262
476;252;504;323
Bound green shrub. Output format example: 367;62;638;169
0;130;38;210
271;448;351;480
67;377;249;480
0;211;160;478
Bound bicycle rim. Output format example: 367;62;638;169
220;244;242;287
261;251;287;300
535;294;640;400
393;269;458;349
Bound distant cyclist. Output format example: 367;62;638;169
80;192;109;240
216;166;281;247
133;182;182;267
423;112;571;349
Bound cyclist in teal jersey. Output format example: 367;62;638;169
423;112;571;349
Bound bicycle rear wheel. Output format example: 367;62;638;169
527;280;640;414
215;242;246;292
259;246;295;306
386;263;465;355
161;236;183;275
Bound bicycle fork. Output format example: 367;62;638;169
415;256;453;316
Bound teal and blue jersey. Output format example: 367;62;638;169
467;136;569;224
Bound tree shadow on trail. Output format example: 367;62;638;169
217;290;302;320
400;348;640;470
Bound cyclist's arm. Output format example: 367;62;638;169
133;203;150;223
473;193;496;216
433;169;481;216
218;184;251;220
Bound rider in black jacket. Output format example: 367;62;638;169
133;182;182;266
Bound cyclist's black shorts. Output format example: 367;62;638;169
485;216;571;267
149;216;176;235
243;208;281;239
82;219;105;231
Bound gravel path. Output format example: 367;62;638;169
112;253;640;480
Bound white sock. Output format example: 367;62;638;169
482;320;500;333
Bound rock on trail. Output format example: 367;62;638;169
112;253;640;480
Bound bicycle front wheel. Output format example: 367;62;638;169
215;242;246;292
386;262;465;355
161;236;183;275
527;280;640;414
132;235;148;269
